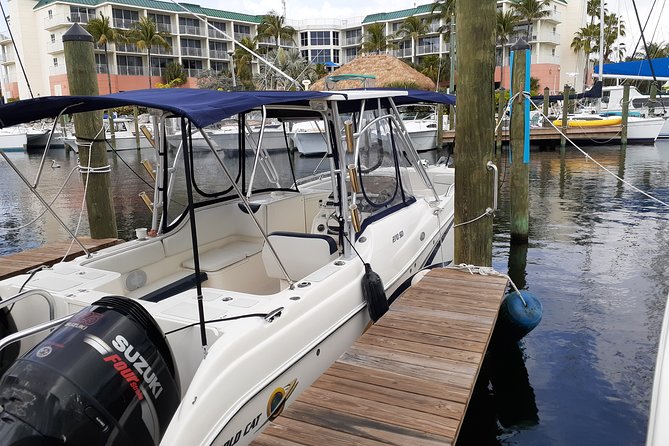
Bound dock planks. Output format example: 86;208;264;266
0;237;122;280
252;268;508;446
442;125;625;144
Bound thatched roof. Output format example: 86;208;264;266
310;55;436;91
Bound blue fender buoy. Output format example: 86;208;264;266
498;291;542;341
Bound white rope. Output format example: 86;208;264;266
78;164;111;174
447;263;526;305
494;92;521;133
454;207;494;228
524;93;669;209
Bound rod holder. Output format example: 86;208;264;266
344;120;354;153
350;203;361;232
139;191;153;212
347;164;360;193
141;159;156;181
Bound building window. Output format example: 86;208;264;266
116;55;143;75
300;32;308;46
209;21;226;38
112;8;139;29
48;10;53;19
234;24;251;35
310;31;330;46
95;53;107;74
150;57;172;76
51;34;56;44
345;29;362;45
310;48;331;64
148;13;172;33
333;32;339;46
211;61;228;72
53;58;58;67
301;50;309;60
333;49;339;64
70;6;95;23
182;59;203;77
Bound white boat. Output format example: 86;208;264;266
64;118;154;153
562;113;665;143
0;126;28;150
0;88;456;446
602;85;669;139
646;292;669;446
168;120;291;153
291;120;328;156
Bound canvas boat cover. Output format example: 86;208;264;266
0;88;456;129
595;57;669;81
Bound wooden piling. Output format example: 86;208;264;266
542;87;549;126
134;106;141;149
649;83;657;117
454;0;496;266
509;39;530;244
560;84;569;154
63;23;117;239
621;83;630;150
496;88;505;154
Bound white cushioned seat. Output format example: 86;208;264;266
262;232;338;281
182;241;263;272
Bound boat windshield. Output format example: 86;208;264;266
161;114;300;232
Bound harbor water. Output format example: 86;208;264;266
2;141;669;444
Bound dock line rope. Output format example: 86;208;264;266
522;91;669;209
447;263;526;305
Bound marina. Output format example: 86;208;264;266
0;0;668;444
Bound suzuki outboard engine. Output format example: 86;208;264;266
0;296;181;445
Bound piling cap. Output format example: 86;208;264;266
62;23;93;43
511;38;530;51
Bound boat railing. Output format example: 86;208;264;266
0;288;68;353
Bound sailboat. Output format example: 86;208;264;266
0;88;456;445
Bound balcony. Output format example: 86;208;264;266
47;41;64;53
208;28;228;39
544;9;561;22
151;45;174;56
234;32;251;42
70;12;95;24
416;44;439;55
539;32;560;44
0;53;15;64
427;22;441;33
179;25;203;36
48;65;66;75
185;68;203;78
117;65;144;76
113;18;139;30
209;50;230;60
344;36;362;46
532;54;560;64
393;47;412;58
0;33;10;43
95;63;109;74
180;47;203;57
156;23;175;34
117;43;141;53
150;67;165;77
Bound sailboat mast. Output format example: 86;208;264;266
599;0;604;80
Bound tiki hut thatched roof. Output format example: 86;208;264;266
310;55;436;91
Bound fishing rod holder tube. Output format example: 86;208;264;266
344;120;354;152
487;161;499;212
347;164;361;193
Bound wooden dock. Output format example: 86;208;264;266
0;237;121;280
252;268;508;446
442;125;623;144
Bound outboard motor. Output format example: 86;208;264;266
0;296;180;445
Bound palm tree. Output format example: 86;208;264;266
496;10;520;89
602;13;625;62
126;16;171;88
234;36;258;89
362;23;394;55
431;0;456;91
85;13;122;94
395;16;429;64
261;47;313;90
510;0;551;39
257;11;295;51
571;23;598;87
632;41;669;60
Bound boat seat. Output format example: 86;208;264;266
262;231;338;281
182;240;263;272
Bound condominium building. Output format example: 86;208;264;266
1;0;587;100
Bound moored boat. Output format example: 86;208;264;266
0;88;456;446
